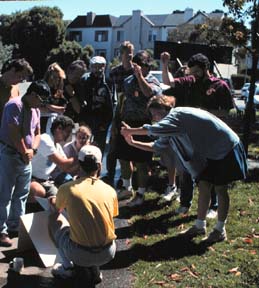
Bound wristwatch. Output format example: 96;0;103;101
32;148;38;155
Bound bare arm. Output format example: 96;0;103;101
161;52;175;87
45;104;66;114
124;133;154;152
121;121;149;137
48;153;79;173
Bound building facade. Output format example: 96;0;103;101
67;9;224;64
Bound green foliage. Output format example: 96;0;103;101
109;57;120;70
0;6;66;78
47;40;92;71
0;41;15;71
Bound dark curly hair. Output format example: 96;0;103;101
50;115;74;134
187;53;210;70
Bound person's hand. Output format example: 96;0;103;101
22;149;33;164
133;63;142;79
121;121;132;138
160;52;171;65
124;134;134;146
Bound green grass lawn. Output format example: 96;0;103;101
119;180;259;287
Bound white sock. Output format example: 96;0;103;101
137;187;146;196
215;221;226;232
195;219;206;229
122;178;132;190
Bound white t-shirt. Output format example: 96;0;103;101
32;133;66;180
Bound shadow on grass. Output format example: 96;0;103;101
118;197;171;219
104;234;209;269
131;214;196;236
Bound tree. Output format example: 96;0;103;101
0;41;15;71
224;0;259;154
0;6;66;78
46;40;93;70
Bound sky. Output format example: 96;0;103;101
0;0;229;20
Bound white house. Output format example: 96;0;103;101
66;9;225;64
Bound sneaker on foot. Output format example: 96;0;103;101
0;233;12;247
206;209;218;219
117;187;134;200
180;225;206;238
127;193;144;207
204;228;227;243
175;206;189;215
51;263;75;279
162;185;179;202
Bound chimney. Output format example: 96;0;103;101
86;12;96;26
184;8;193;22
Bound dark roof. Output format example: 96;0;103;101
67;15;117;28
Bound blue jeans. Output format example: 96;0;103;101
180;171;218;210
0;144;32;234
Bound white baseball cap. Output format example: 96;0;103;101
90;56;106;65
78;145;102;164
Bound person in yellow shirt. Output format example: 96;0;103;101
48;145;118;283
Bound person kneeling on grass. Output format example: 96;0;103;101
121;95;247;244
48;145;118;282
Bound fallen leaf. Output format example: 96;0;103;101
235;271;241;277
228;267;239;274
248;198;254;205
208;246;216;252
143;235;148;240
180;267;189;272
155;263;162;269
191;264;196;270
252;233;259;239
239;210;246;216
188;270;199;278
169;273;183;282
249;250;257;255
177;224;185;230
243;238;253;244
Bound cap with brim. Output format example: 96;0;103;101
90;56;106;65
78;145;102;164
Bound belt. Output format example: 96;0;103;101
74;241;113;253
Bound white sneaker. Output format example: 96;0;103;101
206;209;218;219
162;185;178;202
51;263;75;279
175;206;189;215
127;194;144;207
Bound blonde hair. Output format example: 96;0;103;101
44;63;66;98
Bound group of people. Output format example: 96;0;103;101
0;40;247;282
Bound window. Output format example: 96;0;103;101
117;31;124;42
148;31;157;42
95;49;107;58
69;31;82;42
95;31;108;42
114;48;120;58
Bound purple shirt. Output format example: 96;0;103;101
0;96;40;149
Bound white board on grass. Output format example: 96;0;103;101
18;211;62;267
